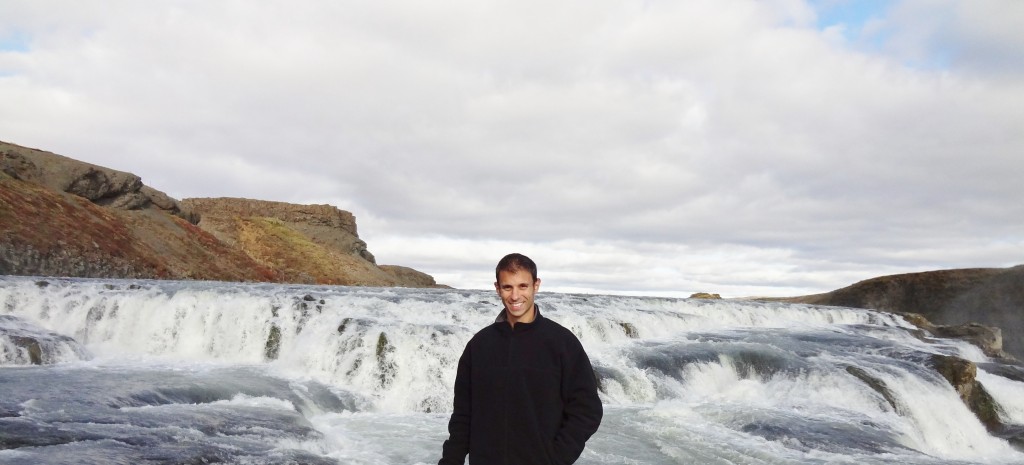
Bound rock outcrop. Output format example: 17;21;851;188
0;140;441;288
785;266;1024;359
1;141;194;222
182;198;373;262
929;354;1003;433
180;198;441;287
898;312;1011;360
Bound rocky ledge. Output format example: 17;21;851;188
0;140;441;288
1;141;194;222
781;266;1024;360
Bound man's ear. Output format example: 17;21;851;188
534;278;541;290
494;281;499;291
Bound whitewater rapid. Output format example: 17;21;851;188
1;276;1023;464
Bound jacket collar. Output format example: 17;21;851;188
494;304;543;330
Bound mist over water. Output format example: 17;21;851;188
2;276;1023;464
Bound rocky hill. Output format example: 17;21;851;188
785;266;1024;359
0;140;441;288
181;198;437;286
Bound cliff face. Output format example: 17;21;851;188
181;198;438;287
181;198;373;262
789;266;1024;359
0;141;440;288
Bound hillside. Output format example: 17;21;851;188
0;140;440;287
785;266;1024;358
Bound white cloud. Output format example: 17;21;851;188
1;0;1021;297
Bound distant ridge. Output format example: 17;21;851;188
782;266;1024;358
0;140;442;288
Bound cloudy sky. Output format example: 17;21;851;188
1;0;1022;298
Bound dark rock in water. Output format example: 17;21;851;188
10;336;43;365
619;322;639;338
689;292;722;299
1;315;91;365
845;366;904;415
899;312;1013;360
928;354;1003;433
264;325;282;361
978;362;1024;383
933;323;1006;358
376;332;396;388
994;424;1024;452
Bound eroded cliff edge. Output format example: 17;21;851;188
0;140;441;288
783;266;1024;359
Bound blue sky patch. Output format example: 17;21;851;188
811;0;894;30
0;31;31;52
810;0;894;45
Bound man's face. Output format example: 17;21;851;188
495;268;541;325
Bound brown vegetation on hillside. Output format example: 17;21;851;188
0;140;441;288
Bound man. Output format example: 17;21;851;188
439;253;603;465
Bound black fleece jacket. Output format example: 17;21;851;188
439;305;603;465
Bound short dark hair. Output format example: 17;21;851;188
495;253;538;282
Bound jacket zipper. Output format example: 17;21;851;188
505;327;515;465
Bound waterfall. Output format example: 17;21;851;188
2;275;1023;464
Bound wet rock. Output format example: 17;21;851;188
619;322;639;338
929;354;1003;432
9;335;43;365
846;366;904;415
932;323;1007;359
978;362;1024;383
376;332;390;360
376;332;396;388
900;312;1013;360
264;325;282;360
994;424;1024;452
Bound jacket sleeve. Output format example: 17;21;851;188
551;338;603;465
439;344;472;465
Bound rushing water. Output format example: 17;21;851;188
1;276;1023;464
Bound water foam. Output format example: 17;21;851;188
2;276;1023;464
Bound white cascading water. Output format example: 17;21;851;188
1;275;1023;464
